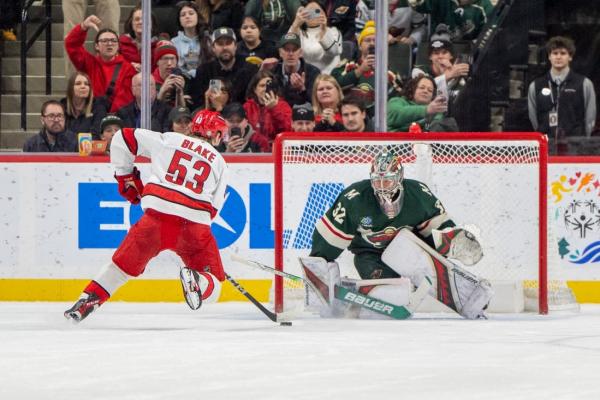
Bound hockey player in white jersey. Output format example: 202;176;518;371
65;110;230;322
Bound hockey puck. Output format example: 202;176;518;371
280;321;293;326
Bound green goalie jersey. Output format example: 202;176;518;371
310;178;455;262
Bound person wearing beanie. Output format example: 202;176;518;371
291;103;315;132
331;21;403;116
153;40;187;107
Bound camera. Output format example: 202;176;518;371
368;45;376;55
170;67;183;76
230;127;242;138
209;79;222;93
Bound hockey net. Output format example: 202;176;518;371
273;132;579;315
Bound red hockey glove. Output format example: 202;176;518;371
115;167;144;204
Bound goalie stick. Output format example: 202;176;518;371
230;255;430;319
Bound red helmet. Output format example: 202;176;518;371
190;110;228;139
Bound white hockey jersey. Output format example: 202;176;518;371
111;128;228;225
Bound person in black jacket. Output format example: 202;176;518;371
23;100;78;152
117;73;172;132
189;27;259;110
527;36;596;154
268;32;321;107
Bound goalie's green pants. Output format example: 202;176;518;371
353;251;401;280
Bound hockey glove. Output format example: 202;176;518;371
115;167;144;204
433;227;483;266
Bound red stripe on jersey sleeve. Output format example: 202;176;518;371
143;183;218;218
320;216;353;241
122;128;139;155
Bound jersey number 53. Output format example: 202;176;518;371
165;150;212;194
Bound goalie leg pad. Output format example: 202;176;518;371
300;257;349;317
353;279;411;319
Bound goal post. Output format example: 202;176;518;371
274;132;559;315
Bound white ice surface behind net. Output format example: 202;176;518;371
1;302;599;400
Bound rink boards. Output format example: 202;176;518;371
0;154;599;303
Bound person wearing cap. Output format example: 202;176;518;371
64;15;136;113
411;23;469;100
268;32;321;107
153;40;187;108
291;103;316;133
99;114;124;152
216;102;268;153
189;27;259;110
331;21;403;116
169;107;193;135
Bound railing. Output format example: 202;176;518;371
20;0;53;130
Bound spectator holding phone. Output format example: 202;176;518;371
288;0;342;74
154;41;187;107
190;27;259;110
387;74;447;132
312;74;344;131
204;78;233;112
243;70;292;151
332;21;403;116
217;102;269;152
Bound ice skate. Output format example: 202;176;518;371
64;293;103;323
180;268;203;310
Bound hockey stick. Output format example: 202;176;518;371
224;273;278;323
231;255;429;320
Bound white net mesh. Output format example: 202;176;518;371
275;134;578;314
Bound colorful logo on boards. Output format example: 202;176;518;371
550;171;600;264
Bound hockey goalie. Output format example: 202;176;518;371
300;152;493;319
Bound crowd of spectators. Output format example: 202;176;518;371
18;0;597;154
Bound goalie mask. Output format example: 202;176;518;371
370;152;404;218
190;110;228;145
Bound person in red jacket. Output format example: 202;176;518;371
65;14;136;114
243;70;292;151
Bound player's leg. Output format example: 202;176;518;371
381;229;493;319
176;222;225;308
64;212;163;322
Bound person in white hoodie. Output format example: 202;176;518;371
171;1;212;78
288;0;342;74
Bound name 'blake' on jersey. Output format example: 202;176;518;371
310;179;455;262
111;128;228;226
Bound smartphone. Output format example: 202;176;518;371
265;79;277;94
307;8;321;20
230;127;242;139
209;79;222;93
170;67;183;76
368;45;376;55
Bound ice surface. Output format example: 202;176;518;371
1;302;599;400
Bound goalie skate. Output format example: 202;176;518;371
180;268;203;310
64;293;103;323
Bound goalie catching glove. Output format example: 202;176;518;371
115;166;144;204
432;226;483;266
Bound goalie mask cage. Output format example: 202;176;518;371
274;132;577;316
